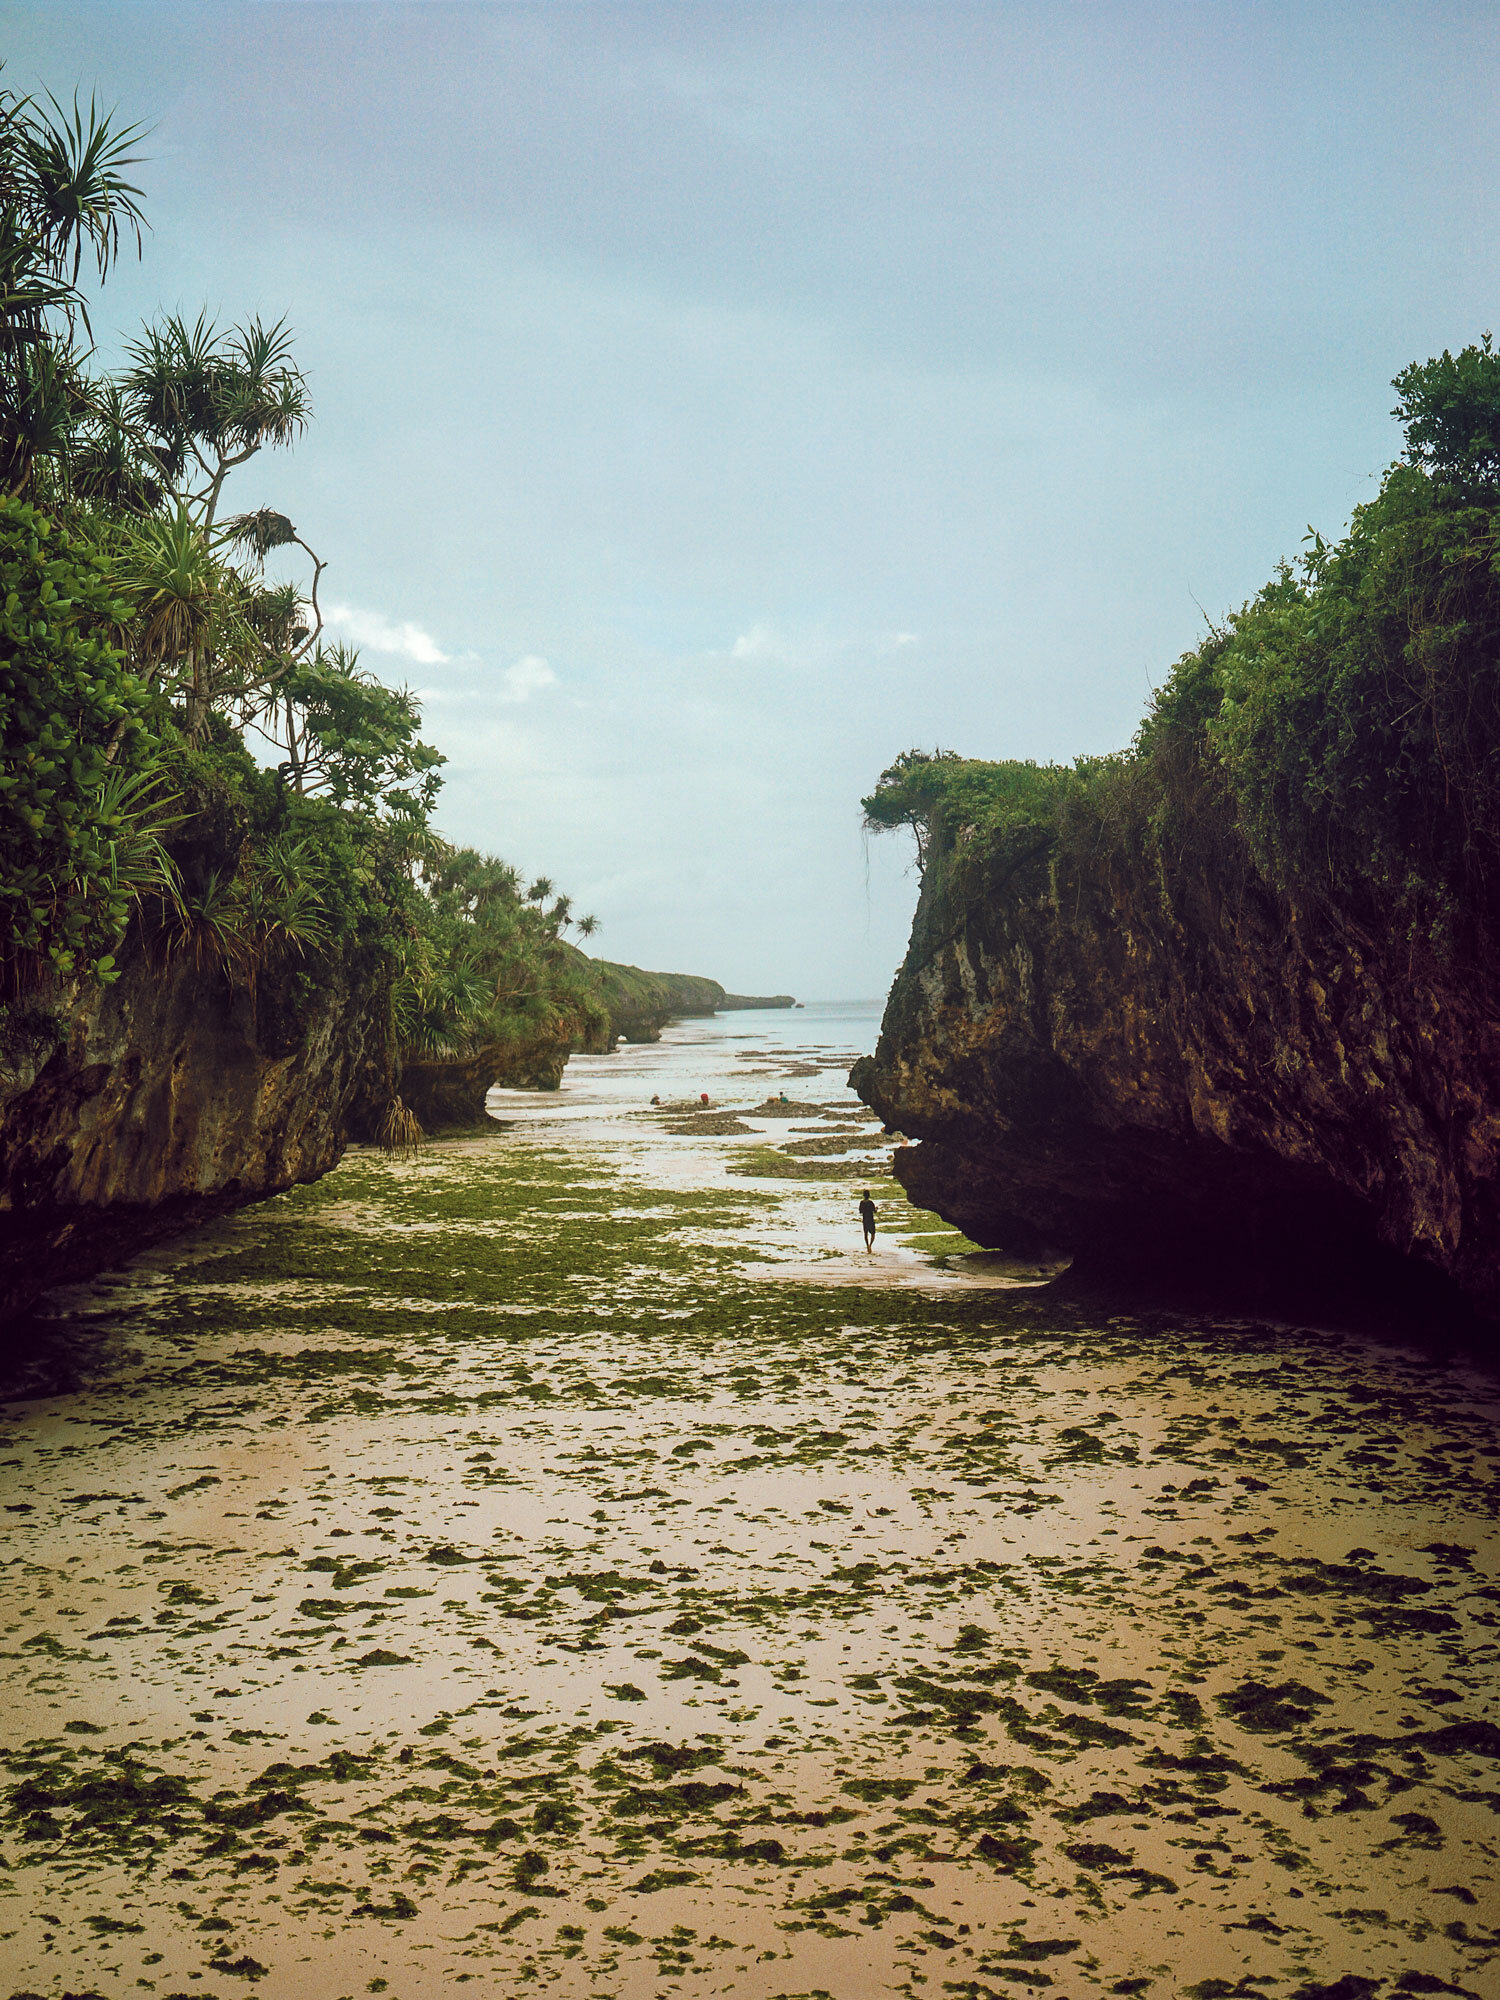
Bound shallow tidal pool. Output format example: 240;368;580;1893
0;1033;1498;2000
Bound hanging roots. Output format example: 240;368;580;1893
377;1098;423;1158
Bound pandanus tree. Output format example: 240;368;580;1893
0;67;447;996
0;89;338;751
64;294;441;809
0;78;166;988
70;380;162;511
393;844;604;1060
117;505;234;736
104;314;325;738
0;73;329;746
122;311;308;530
109;318;439;798
0;76;147;497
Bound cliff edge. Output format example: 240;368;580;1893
852;809;1500;1325
853;346;1500;1334
580;956;794;1044
399;954;797;1130
0;929;394;1320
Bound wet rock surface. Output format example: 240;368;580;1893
0;1021;1496;1997
0;932;394;1323
400;1033;578;1127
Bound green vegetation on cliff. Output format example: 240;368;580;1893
865;340;1500;955
575;956;727;1037
0;500;160;984
0;76;613;1122
393;851;609;1125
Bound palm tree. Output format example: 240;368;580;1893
122;311;309;530
0;77;148;494
118;506;238;732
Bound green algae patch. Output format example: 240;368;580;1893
2;1113;1498;1999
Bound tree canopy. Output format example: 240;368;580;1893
866;339;1500;955
1392;332;1500;501
0;65;598;1099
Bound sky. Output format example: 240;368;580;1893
8;3;1500;998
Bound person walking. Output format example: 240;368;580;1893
858;1190;877;1252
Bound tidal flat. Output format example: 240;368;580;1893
0;1032;1498;1999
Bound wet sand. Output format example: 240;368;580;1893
1;1011;1497;1998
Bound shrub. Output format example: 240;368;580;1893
0;498;164;987
865;342;1500;953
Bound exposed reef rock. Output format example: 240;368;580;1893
852;830;1500;1328
0;930;395;1320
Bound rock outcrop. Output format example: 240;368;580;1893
852;825;1500;1328
591;965;725;1045
0;921;800;1319
0;930;395;1320
720;991;799;1012
399;1020;607;1129
398;959;798;1129
583;958;795;1045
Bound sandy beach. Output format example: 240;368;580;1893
1;1008;1497;1998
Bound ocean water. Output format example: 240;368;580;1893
490;998;886;1120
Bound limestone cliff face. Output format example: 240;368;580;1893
583;961;729;1044
852;828;1500;1323
0;931;395;1319
397;963;796;1129
399;1021;600;1129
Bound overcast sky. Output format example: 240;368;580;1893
9;3;1500;996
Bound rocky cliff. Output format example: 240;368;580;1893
398;957;798;1130
852;820;1500;1330
585;961;727;1043
0;930;790;1315
0;930;395;1320
581;957;795;1044
398;1019;609;1130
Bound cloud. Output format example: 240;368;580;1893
501;654;558;702
730;623;778;663
323;600;449;666
731;623;908;670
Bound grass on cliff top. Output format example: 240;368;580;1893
865;364;1500;946
565;946;725;1018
